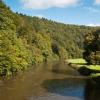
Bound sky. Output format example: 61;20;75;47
3;0;100;26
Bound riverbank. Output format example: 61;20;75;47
67;58;100;77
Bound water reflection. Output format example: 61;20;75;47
0;61;99;100
42;78;85;99
51;61;79;75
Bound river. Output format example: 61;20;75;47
0;61;100;100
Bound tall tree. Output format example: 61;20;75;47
83;30;100;65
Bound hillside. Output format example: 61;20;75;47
0;1;98;76
19;15;94;58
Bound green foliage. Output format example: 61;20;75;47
0;31;30;76
0;1;97;76
83;30;100;65
58;46;68;60
23;17;94;58
0;2;30;76
32;33;53;61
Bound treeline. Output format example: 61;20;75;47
0;1;97;76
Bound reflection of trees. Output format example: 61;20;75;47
51;61;78;75
51;61;67;74
85;80;100;100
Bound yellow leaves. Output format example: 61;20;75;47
0;30;30;75
58;46;68;60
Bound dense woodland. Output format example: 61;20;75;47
0;1;99;76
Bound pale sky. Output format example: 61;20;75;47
4;0;100;26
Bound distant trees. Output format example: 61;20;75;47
83;30;100;65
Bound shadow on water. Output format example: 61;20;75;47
85;80;100;100
42;77;100;100
42;78;86;99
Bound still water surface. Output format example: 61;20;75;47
0;61;100;100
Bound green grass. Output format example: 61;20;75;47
67;58;100;77
67;58;87;64
86;65;100;70
86;65;100;77
90;73;100;77
67;59;100;70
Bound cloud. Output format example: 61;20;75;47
83;7;100;13
87;23;100;26
20;0;80;10
95;0;100;5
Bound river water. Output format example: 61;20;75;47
0;61;100;100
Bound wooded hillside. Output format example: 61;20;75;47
0;1;98;76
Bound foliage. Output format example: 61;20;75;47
0;2;30;76
83;30;100;65
0;1;98;76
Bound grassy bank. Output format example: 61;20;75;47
67;58;87;65
67;58;100;77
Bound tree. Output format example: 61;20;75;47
83;30;100;65
0;2;30;76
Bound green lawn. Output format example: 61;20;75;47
67;58;87;64
90;73;100;77
86;65;100;77
86;65;100;70
67;58;100;77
